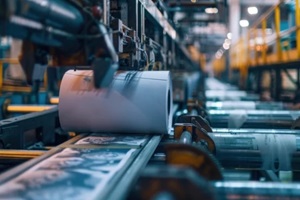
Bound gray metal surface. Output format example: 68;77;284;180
105;135;162;200
0;134;156;200
206;101;284;110
205;90;259;101
209;132;300;170
212;128;300;135
213;181;300;199
208;110;300;129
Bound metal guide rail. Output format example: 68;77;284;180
0;133;161;200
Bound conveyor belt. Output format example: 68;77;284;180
0;134;161;200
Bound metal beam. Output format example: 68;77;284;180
239;0;279;5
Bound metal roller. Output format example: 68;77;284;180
208;132;300;171
208;110;300;129
135;166;300;199
213;181;300;199
0;0;84;51
212;128;300;135
206;101;285;110
6;105;55;113
205;90;259;101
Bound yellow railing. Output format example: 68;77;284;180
214;0;300;86
0;58;47;93
212;56;226;78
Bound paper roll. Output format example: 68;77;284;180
59;70;172;134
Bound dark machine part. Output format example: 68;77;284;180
0;0;118;88
208;132;300;171
176;114;212;133
165;141;223;181
165;117;222;180
111;19;145;70
131;166;216;200
212;128;300;135
205;90;260;101
132;166;300;200
174;123;215;153
208;110;300;129
0;107;62;150
171;110;300;171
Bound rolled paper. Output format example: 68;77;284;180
59;70;172;134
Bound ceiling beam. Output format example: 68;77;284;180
239;0;279;5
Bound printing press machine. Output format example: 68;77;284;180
1;0;300;200
0;82;299;199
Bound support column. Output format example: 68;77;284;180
229;0;240;44
296;0;300;58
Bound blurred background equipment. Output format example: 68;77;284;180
0;0;299;200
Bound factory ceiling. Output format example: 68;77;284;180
159;0;278;61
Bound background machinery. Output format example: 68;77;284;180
0;0;299;200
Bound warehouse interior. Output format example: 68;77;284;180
1;0;300;199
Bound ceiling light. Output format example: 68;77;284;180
223;43;230;50
239;19;249;27
266;28;273;35
191;0;196;3
218;49;224;54
248;7;258;15
215;53;222;59
227;32;232;40
225;39;231;45
205;8;218;14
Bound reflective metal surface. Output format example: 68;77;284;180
206;101;284;110
213;181;300;199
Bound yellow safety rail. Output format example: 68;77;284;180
214;0;300;86
212;56;226;78
232;0;300;83
0;58;47;93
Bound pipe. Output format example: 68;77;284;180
49;97;59;104
6;105;55;113
0;150;45;159
206;101;284;110
0;0;118;63
0;0;84;49
208;110;300;129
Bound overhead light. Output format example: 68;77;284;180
248;6;258;15
215;52;222;59
215;49;223;59
266;28;273;35
225;39;231;45
223;43;230;50
205;8;218;14
239;19;249;27
191;0;196;3
227;32;232;40
218;49;224;54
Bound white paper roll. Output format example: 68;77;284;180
59;70;172;134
